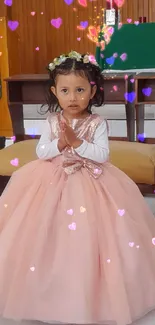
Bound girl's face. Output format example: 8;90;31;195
51;72;97;117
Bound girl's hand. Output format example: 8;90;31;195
63;123;83;148
58;122;68;152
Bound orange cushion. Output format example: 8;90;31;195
109;141;155;184
0;139;155;184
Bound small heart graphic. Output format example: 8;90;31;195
152;237;155;246
107;27;114;36
137;133;146;142
118;22;122;29
134;21;139;25
31;11;36;16
118;209;125;216
124;74;128;80
107;259;111;263
51;18;62;29
94;168;102;175
120;53;127;61
4;0;12;5
129;242;135;247
114;0;125;7
30;266;35;272
77;37;81;41
142;87;152;97
64;0;74;4
35;47;39;51
136;245;140;249
130;79;134;83
106;56;115;65
113;52;118;58
80;206;86;213
113;85;118;91
11;135;16;142
127;18;132;23
78;0;87;7
68;222;76;230
4;204;8;208
67;209;74;215
8;20;19;31
100;53;104;58
10;158;19;167
80;21;88;29
124;91;136;103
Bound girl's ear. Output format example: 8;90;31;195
90;85;97;99
51;86;56;97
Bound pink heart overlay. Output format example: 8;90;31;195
67;209;73;215
11;135;16;142
120;53;127;61
129;242;135;247
68;222;76;230
10;158;19;167
118;209;125;216
152;238;155;246
51;18;62;29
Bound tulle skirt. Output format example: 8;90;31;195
0;157;155;325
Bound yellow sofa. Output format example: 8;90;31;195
0;140;155;195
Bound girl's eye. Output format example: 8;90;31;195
77;88;84;93
61;89;68;93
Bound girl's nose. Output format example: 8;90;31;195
69;92;77;101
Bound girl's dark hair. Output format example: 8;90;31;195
40;54;104;115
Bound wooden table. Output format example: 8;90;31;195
4;73;154;142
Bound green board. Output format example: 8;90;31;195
96;23;155;70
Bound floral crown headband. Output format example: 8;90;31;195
48;50;99;72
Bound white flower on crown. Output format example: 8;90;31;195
68;51;82;61
83;54;90;63
49;62;55;71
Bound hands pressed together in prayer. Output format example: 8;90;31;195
58;121;83;152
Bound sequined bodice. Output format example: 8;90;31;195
47;112;104;178
48;112;102;142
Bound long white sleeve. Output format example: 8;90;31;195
36;119;61;160
74;120;109;163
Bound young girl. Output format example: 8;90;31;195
0;51;155;325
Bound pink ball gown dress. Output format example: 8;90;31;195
0;112;155;325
